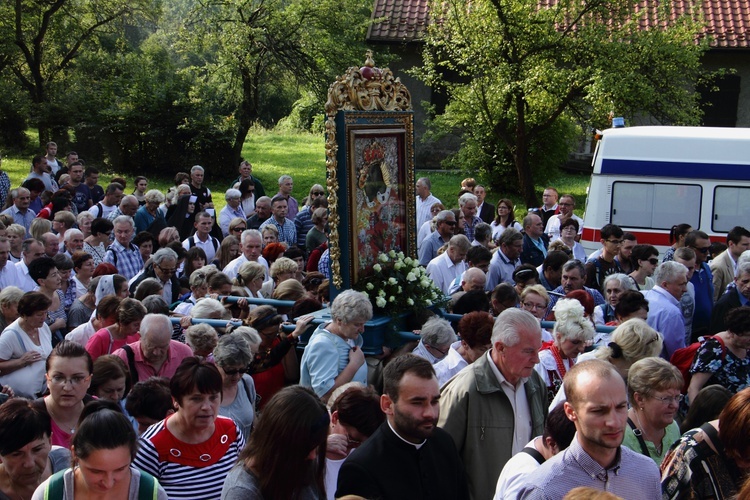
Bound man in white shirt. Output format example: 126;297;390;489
15;239;45;292
89;182;124;219
182;211;221;262
223;229;268;280
544;194;583;241
0;238;19;288
416;177;441;228
426;234;470;296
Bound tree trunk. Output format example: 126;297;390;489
231;63;260;168
514;96;540;209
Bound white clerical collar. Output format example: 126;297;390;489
387;420;426;450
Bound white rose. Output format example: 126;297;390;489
394;262;403;270
404;257;413;266
388;250;396;258
407;298;414;306
388;277;398;285
366;282;374;290
378;290;386;297
373;264;382;272
425;299;432;306
406;272;417;282
389;296;396;302
398;252;405;259
376;297;387;308
379;253;388;262
420;279;430;287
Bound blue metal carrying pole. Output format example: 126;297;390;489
169;317;243;328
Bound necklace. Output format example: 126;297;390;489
48;401;81;435
633;409;664;456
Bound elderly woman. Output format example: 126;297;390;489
0;286;23;331
214;331;260;439
247;305;314;407
219;189;246;237
300;290;372;401
412;316;457;365
76;211;94;240
519;285;553;342
0;293;54;398
434;311;494;386
35;340;94;448
158;226;180;249
593;273;637;326
52;254;77;314
536;299;596;404
71;251;95;298
133;231;156;266
134;357;245;500
173;268;210;316
260;256;298;298
0;399;70;500
185;323;219;359
82;218;113;266
687;306;750;406
305;207;328;254
85;298;146;361
628;244;659;291
548;318;663;411
133;189;167;234
661;387;750;499
622;357;683;465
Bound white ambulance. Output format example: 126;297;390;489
580;126;750;256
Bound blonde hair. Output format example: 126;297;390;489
552;298;595;342
520;284;550;306
270;257;298;280
593;318;663;362
627;357;683;402
30;218;51;241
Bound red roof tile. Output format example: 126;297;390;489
367;0;750;48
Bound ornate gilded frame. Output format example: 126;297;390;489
324;53;414;291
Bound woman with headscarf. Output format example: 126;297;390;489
166;194;197;240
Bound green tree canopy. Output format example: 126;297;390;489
417;0;708;206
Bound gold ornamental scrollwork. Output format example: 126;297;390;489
324;51;412;289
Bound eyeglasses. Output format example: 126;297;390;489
311;191;325;196
232;227;246;232
606;239;622;245
443;221;456;226
647;258;659;265
221;367;246;376
651;394;684;405
522;302;546;310
427;344;449;357
156;264;176;275
48;374;89;386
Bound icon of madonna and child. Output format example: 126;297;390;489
352;136;407;277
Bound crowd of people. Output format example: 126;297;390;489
0;146;748;499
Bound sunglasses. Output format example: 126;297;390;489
312;191;325;196
443;221;457;226
648;258;659;265
694;246;711;254
232;227;246;232
222;367;246;376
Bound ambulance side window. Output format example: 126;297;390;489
713;186;750;233
611;182;701;230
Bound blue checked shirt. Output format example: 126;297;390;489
104;240;144;281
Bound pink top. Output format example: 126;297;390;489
85;327;141;362
49;416;73;448
113;340;193;382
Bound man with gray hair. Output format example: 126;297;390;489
412;316;457;365
189;165;213;211
459;192;482;243
129;247;181;305
416;177;441;227
419;210;456;266
103;215;143;281
643;261;688;359
1;187;35;237
520;213;549;267
711;259;750;333
63;228;84;256
106;194;139;222
247;196;272;230
426;234;470;295
439;308;548;500
276;174;298;220
487;227;523;289
223;229;269;280
219;188;246;237
113;313;193;383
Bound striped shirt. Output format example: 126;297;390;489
134;415;245;500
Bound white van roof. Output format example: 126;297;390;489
593;126;750;180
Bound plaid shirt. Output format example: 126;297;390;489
260;216;297;248
463;215;483;243
104;240;144;281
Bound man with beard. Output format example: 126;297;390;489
336;354;469;500
518;359;660;499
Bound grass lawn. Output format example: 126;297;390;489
2;128;590;218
